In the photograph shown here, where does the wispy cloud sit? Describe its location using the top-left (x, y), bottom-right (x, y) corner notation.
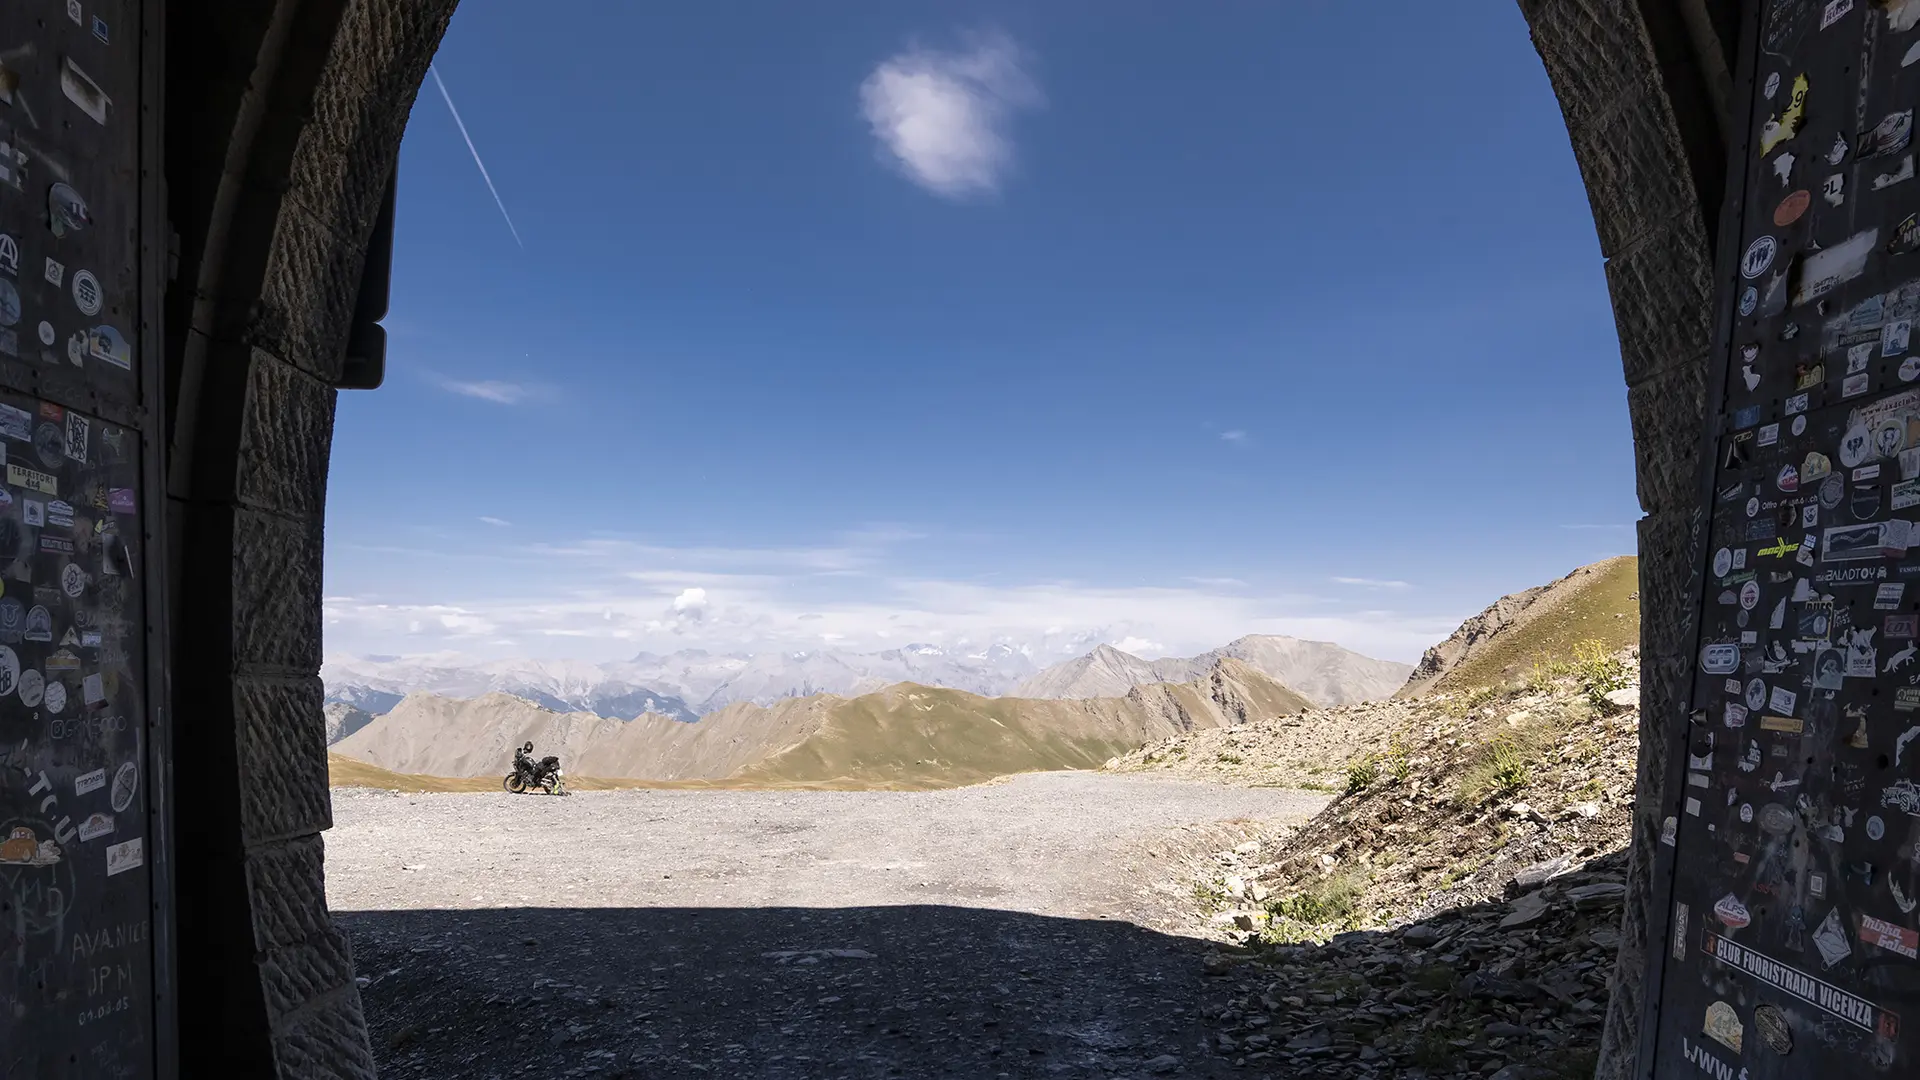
top-left (322, 529), bottom-right (1460, 666)
top-left (859, 29), bottom-right (1042, 200)
top-left (479, 516), bottom-right (512, 527)
top-left (429, 64), bottom-right (523, 248)
top-left (1219, 429), bottom-right (1249, 446)
top-left (1332, 576), bottom-right (1413, 590)
top-left (438, 378), bottom-right (538, 405)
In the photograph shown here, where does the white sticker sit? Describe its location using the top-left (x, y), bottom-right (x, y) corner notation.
top-left (42, 258), bottom-right (62, 286)
top-left (1686, 796), bottom-right (1703, 817)
top-left (1822, 0), bottom-right (1855, 29)
top-left (81, 672), bottom-right (102, 706)
top-left (1824, 172), bottom-right (1846, 206)
top-left (77, 813), bottom-right (112, 842)
top-left (110, 762), bottom-right (137, 813)
top-left (1765, 72), bottom-right (1781, 100)
top-left (74, 766), bottom-right (104, 796)
top-left (1769, 686), bottom-right (1798, 715)
top-left (1743, 236), bottom-right (1779, 279)
top-left (104, 836), bottom-right (142, 877)
top-left (70, 270), bottom-right (101, 317)
top-left (44, 680), bottom-right (66, 714)
top-left (1793, 414), bottom-right (1809, 435)
top-left (1714, 547), bottom-right (1733, 577)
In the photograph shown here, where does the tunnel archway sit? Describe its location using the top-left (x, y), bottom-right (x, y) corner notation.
top-left (156, 1), bottom-right (1725, 1075)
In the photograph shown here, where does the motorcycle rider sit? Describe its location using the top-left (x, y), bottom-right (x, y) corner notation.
top-left (513, 741), bottom-right (535, 778)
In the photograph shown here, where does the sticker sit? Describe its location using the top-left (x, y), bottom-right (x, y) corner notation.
top-left (1793, 413), bottom-right (1808, 435)
top-left (1764, 79), bottom-right (1809, 155)
top-left (1747, 678), bottom-right (1769, 711)
top-left (1672, 900), bottom-right (1689, 960)
top-left (1812, 906), bottom-right (1852, 967)
top-left (64, 0), bottom-right (79, 24)
top-left (62, 412), bottom-right (86, 464)
top-left (1714, 547), bottom-right (1733, 577)
top-left (104, 837), bottom-right (141, 877)
top-left (1715, 894), bottom-right (1752, 929)
top-left (71, 269), bottom-right (101, 316)
top-left (1804, 452), bottom-right (1832, 481)
top-left (1686, 795), bottom-right (1702, 817)
top-left (1774, 150), bottom-right (1797, 186)
top-left (110, 762), bottom-right (136, 813)
top-left (91, 16), bottom-right (107, 43)
top-left (0, 825), bottom-right (60, 866)
top-left (9, 464), bottom-right (54, 497)
top-left (1741, 580), bottom-right (1761, 610)
top-left (1797, 228), bottom-right (1879, 305)
top-left (60, 59), bottom-right (108, 126)
top-left (1881, 584), bottom-right (1911, 611)
top-left (1787, 391), bottom-right (1809, 414)
top-left (1890, 318), bottom-right (1916, 356)
top-left (1769, 685), bottom-right (1798, 715)
top-left (74, 766), bottom-right (104, 796)
top-left (1760, 422), bottom-right (1780, 447)
top-left (1701, 642), bottom-right (1740, 673)
top-left (1857, 463), bottom-right (1884, 481)
top-left (1740, 286), bottom-right (1758, 316)
top-left (85, 325), bottom-right (129, 370)
top-left (59, 562), bottom-right (84, 599)
top-left (1822, 0), bottom-right (1855, 28)
top-left (1811, 872), bottom-right (1828, 899)
top-left (0, 279), bottom-right (17, 330)
top-left (1875, 155), bottom-right (1916, 189)
top-left (43, 680), bottom-right (64, 714)
top-left (48, 183), bottom-right (89, 239)
top-left (1765, 72), bottom-right (1781, 100)
top-left (1868, 815), bottom-right (1887, 840)
top-left (1778, 464), bottom-right (1799, 491)
top-left (1842, 423), bottom-right (1874, 467)
top-left (1845, 372), bottom-right (1872, 397)
top-left (76, 813), bottom-right (111, 842)
top-left (1705, 1000), bottom-right (1744, 1053)
top-left (1860, 110), bottom-right (1914, 160)
top-left (81, 672), bottom-right (101, 706)
top-left (1747, 495), bottom-right (1762, 517)
top-left (1743, 235), bottom-right (1780, 278)
top-left (1825, 172), bottom-right (1847, 208)
top-left (108, 487), bottom-right (133, 514)
top-left (1775, 189), bottom-right (1811, 225)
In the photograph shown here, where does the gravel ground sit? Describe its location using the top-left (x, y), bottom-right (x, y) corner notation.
top-left (328, 771), bottom-right (1326, 1079)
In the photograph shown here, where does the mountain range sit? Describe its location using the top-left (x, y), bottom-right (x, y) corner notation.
top-left (332, 657), bottom-right (1314, 788)
top-left (321, 634), bottom-right (1409, 720)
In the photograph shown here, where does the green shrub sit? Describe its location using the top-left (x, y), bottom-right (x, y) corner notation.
top-left (1345, 756), bottom-right (1380, 793)
top-left (1573, 640), bottom-right (1630, 709)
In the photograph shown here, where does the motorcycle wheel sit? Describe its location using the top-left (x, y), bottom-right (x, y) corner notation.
top-left (504, 773), bottom-right (527, 794)
top-left (540, 774), bottom-right (559, 795)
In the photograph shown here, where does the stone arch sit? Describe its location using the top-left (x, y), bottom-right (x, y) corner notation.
top-left (158, 1), bottom-right (1732, 1075)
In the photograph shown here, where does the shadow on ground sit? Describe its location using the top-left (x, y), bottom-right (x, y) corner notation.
top-left (342, 904), bottom-right (1242, 1080)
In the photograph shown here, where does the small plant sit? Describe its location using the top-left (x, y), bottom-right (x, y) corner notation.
top-left (1383, 733), bottom-right (1413, 783)
top-left (1458, 736), bottom-right (1534, 804)
top-left (1462, 684), bottom-right (1500, 711)
top-left (1192, 876), bottom-right (1229, 913)
top-left (1573, 639), bottom-right (1631, 709)
top-left (1216, 752), bottom-right (1243, 765)
top-left (1345, 755), bottom-right (1381, 793)
top-left (1259, 867), bottom-right (1371, 942)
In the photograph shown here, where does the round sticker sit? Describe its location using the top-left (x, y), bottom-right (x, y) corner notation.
top-left (1764, 72), bottom-right (1781, 100)
top-left (18, 668), bottom-right (42, 708)
top-left (1740, 802), bottom-right (1754, 823)
top-left (1792, 414), bottom-right (1808, 435)
top-left (1904, 356), bottom-right (1920, 382)
top-left (1740, 579), bottom-right (1761, 610)
top-left (0, 278), bottom-right (18, 328)
top-left (44, 680), bottom-right (66, 715)
top-left (36, 321), bottom-right (52, 346)
top-left (1746, 678), bottom-right (1768, 711)
top-left (1742, 236), bottom-right (1779, 279)
top-left (59, 563), bottom-right (84, 598)
top-left (1740, 287), bottom-right (1759, 316)
top-left (1774, 190), bottom-right (1811, 226)
top-left (1840, 423), bottom-right (1873, 467)
top-left (1758, 802), bottom-right (1796, 836)
top-left (70, 269), bottom-right (101, 317)
top-left (32, 424), bottom-right (61, 468)
top-left (1714, 548), bottom-right (1733, 577)
top-left (1803, 451), bottom-right (1831, 480)
top-left (1777, 464), bottom-right (1799, 491)
top-left (0, 646), bottom-right (18, 698)
top-left (111, 762), bottom-right (136, 813)
top-left (1868, 815), bottom-right (1886, 841)
top-left (1747, 495), bottom-right (1761, 518)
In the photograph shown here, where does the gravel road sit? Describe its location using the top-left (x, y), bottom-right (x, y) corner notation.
top-left (327, 771), bottom-right (1326, 1079)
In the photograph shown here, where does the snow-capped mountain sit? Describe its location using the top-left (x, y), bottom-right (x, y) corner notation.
top-left (322, 642), bottom-right (1040, 719)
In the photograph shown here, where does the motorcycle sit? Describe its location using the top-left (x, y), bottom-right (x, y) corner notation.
top-left (504, 749), bottom-right (567, 795)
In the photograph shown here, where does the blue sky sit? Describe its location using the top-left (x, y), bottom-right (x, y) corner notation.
top-left (322, 1), bottom-right (1637, 666)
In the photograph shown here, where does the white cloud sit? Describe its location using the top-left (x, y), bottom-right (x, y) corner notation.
top-left (438, 378), bottom-right (538, 404)
top-left (1109, 636), bottom-right (1165, 656)
top-left (671, 587), bottom-right (709, 613)
top-left (859, 30), bottom-right (1041, 200)
top-left (1219, 430), bottom-right (1249, 445)
top-left (479, 516), bottom-right (512, 527)
top-left (1331, 576), bottom-right (1413, 590)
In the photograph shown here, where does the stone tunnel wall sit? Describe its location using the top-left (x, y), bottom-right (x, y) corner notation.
top-left (1516, 1), bottom-right (1735, 1078)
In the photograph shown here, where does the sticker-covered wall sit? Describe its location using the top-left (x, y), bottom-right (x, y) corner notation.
top-left (1663, 0), bottom-right (1920, 1075)
top-left (0, 0), bottom-right (156, 1077)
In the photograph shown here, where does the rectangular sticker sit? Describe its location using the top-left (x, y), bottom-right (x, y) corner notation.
top-left (74, 767), bottom-right (105, 796)
top-left (104, 837), bottom-right (143, 877)
top-left (7, 463), bottom-right (54, 495)
top-left (1673, 902), bottom-right (1690, 961)
top-left (1860, 914), bottom-right (1919, 959)
top-left (1701, 931), bottom-right (1899, 1037)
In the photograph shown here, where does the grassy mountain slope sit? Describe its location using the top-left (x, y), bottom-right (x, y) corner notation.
top-left (1398, 556), bottom-right (1639, 696)
top-left (333, 658), bottom-right (1311, 790)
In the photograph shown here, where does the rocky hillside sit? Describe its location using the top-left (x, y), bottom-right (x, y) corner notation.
top-left (1017, 635), bottom-right (1410, 706)
top-left (333, 657), bottom-right (1312, 789)
top-left (1116, 647), bottom-right (1640, 1077)
top-left (1396, 556), bottom-right (1639, 697)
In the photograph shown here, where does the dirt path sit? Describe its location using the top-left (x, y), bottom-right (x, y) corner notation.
top-left (327, 771), bottom-right (1326, 1079)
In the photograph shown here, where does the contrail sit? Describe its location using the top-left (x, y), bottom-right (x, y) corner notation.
top-left (429, 63), bottom-right (523, 249)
